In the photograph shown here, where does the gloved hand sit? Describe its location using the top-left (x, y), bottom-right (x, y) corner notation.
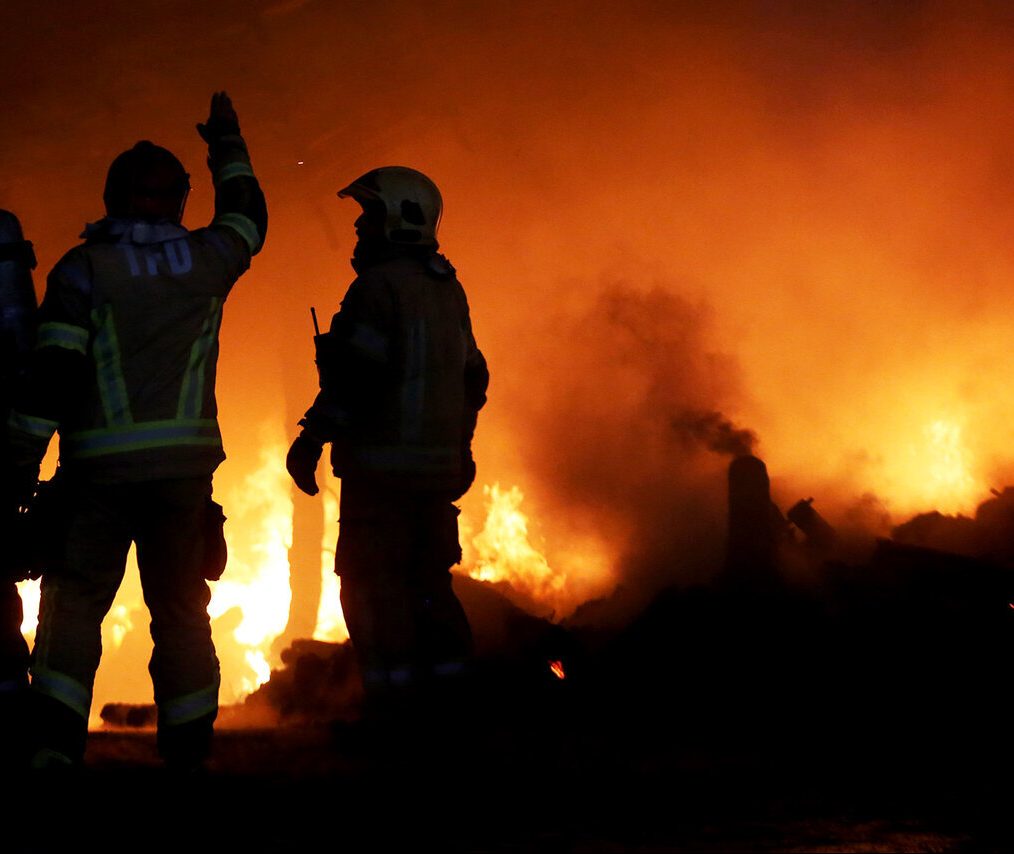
top-left (196, 91), bottom-right (240, 143)
top-left (286, 434), bottom-right (323, 496)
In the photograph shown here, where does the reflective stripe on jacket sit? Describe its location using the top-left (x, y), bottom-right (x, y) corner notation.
top-left (49, 225), bottom-right (245, 481)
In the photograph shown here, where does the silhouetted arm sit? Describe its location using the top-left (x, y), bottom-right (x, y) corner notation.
top-left (6, 249), bottom-right (91, 496)
top-left (199, 91), bottom-right (267, 258)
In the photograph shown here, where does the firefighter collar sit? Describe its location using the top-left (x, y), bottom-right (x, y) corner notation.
top-left (81, 217), bottom-right (188, 245)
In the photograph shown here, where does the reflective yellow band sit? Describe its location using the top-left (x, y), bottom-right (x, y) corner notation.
top-left (178, 298), bottom-right (223, 418)
top-left (36, 322), bottom-right (89, 355)
top-left (214, 162), bottom-right (255, 186)
top-left (213, 212), bottom-right (260, 254)
top-left (161, 680), bottom-right (219, 727)
top-left (91, 304), bottom-right (133, 427)
top-left (400, 318), bottom-right (427, 442)
top-left (31, 667), bottom-right (91, 720)
top-left (8, 410), bottom-right (58, 442)
top-left (63, 419), bottom-right (222, 459)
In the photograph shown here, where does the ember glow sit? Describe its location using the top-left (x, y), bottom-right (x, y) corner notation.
top-left (8, 2), bottom-right (1014, 714)
top-left (549, 660), bottom-right (566, 680)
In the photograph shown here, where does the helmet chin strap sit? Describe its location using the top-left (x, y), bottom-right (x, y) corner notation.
top-left (351, 235), bottom-right (434, 274)
top-left (176, 184), bottom-right (191, 225)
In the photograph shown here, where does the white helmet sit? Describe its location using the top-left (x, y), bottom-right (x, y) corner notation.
top-left (338, 166), bottom-right (442, 246)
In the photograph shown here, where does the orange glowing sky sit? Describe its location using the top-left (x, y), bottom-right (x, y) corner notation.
top-left (6, 0), bottom-right (1014, 708)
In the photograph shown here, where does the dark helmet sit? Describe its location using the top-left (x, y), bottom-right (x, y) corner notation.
top-left (103, 141), bottom-right (191, 223)
top-left (338, 166), bottom-right (442, 245)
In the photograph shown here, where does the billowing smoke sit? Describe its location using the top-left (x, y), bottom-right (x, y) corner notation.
top-left (506, 282), bottom-right (757, 623)
top-left (671, 411), bottom-right (756, 458)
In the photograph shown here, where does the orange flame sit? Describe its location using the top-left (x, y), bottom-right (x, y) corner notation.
top-left (875, 415), bottom-right (983, 516)
top-left (311, 483), bottom-right (348, 643)
top-left (207, 431), bottom-right (294, 700)
top-left (465, 483), bottom-right (564, 602)
top-left (18, 448), bottom-right (605, 715)
top-left (459, 482), bottom-right (613, 619)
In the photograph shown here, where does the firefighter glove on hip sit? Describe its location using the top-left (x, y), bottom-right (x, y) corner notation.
top-left (287, 434), bottom-right (323, 496)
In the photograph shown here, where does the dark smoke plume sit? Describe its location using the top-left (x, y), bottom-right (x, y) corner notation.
top-left (508, 282), bottom-right (756, 624)
top-left (671, 410), bottom-right (757, 457)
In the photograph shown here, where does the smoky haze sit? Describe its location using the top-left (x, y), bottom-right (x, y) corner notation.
top-left (6, 1), bottom-right (1014, 688)
top-left (508, 282), bottom-right (754, 619)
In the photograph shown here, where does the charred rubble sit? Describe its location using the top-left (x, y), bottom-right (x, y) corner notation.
top-left (102, 571), bottom-right (577, 731)
top-left (567, 454), bottom-right (1014, 768)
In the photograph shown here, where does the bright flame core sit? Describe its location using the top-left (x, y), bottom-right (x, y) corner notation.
top-left (208, 433), bottom-right (294, 701)
top-left (19, 462), bottom-right (609, 714)
top-left (875, 415), bottom-right (984, 516)
top-left (17, 579), bottom-right (39, 638)
top-left (459, 483), bottom-right (613, 619)
top-left (923, 419), bottom-right (979, 511)
top-left (463, 483), bottom-right (567, 613)
top-left (311, 484), bottom-right (348, 643)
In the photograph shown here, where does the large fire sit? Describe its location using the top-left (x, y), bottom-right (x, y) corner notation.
top-left (903, 418), bottom-right (980, 515)
top-left (8, 2), bottom-right (1014, 725)
top-left (463, 484), bottom-right (566, 611)
top-left (206, 429), bottom-right (294, 698)
top-left (15, 462), bottom-right (592, 718)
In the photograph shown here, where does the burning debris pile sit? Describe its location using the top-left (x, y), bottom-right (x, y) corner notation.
top-left (568, 452), bottom-right (1014, 753)
top-left (100, 571), bottom-right (575, 730)
top-left (96, 448), bottom-right (1014, 789)
top-left (890, 487), bottom-right (1014, 566)
top-left (230, 573), bottom-right (574, 727)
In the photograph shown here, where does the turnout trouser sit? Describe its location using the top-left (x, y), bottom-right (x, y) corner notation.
top-left (30, 477), bottom-right (220, 763)
top-left (336, 481), bottom-right (473, 705)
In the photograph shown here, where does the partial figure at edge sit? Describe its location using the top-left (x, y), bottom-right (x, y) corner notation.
top-left (0, 210), bottom-right (38, 766)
